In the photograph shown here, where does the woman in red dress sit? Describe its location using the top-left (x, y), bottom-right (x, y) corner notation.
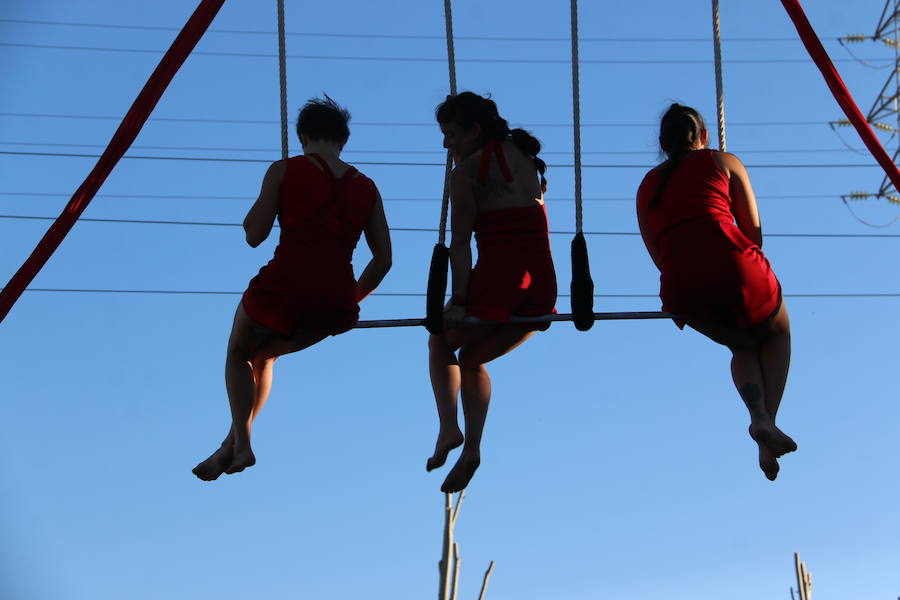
top-left (193, 97), bottom-right (392, 480)
top-left (427, 92), bottom-right (557, 492)
top-left (636, 103), bottom-right (796, 480)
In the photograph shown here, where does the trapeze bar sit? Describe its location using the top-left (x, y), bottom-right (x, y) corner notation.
top-left (353, 311), bottom-right (675, 329)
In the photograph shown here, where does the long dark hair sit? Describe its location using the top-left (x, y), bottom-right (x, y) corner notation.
top-left (651, 103), bottom-right (706, 207)
top-left (436, 91), bottom-right (547, 188)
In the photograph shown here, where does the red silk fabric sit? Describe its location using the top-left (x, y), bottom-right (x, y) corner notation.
top-left (0, 0), bottom-right (226, 323)
top-left (781, 0), bottom-right (900, 193)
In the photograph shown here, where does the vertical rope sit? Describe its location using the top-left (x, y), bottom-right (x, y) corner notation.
top-left (711, 0), bottom-right (727, 152)
top-left (437, 0), bottom-right (458, 246)
top-left (425, 0), bottom-right (458, 334)
top-left (570, 0), bottom-right (583, 234)
top-left (568, 0), bottom-right (594, 331)
top-left (277, 0), bottom-right (289, 160)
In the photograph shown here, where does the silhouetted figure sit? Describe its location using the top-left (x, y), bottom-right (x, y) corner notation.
top-left (427, 92), bottom-right (557, 492)
top-left (636, 104), bottom-right (796, 480)
top-left (193, 96), bottom-right (391, 480)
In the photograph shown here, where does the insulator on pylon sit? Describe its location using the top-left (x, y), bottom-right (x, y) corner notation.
top-left (830, 119), bottom-right (852, 128)
top-left (881, 37), bottom-right (900, 48)
top-left (887, 194), bottom-right (900, 204)
top-left (873, 121), bottom-right (897, 132)
top-left (846, 191), bottom-right (872, 200)
top-left (841, 34), bottom-right (868, 43)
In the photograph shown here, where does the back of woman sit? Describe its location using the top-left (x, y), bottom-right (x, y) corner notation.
top-left (633, 103), bottom-right (796, 482)
top-left (276, 154), bottom-right (376, 263)
top-left (637, 148), bottom-right (733, 247)
top-left (426, 91), bottom-right (557, 494)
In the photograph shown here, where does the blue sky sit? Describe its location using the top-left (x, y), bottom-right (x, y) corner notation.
top-left (1, 1), bottom-right (898, 599)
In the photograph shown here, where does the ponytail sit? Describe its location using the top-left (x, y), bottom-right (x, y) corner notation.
top-left (651, 103), bottom-right (706, 207)
top-left (511, 128), bottom-right (547, 190)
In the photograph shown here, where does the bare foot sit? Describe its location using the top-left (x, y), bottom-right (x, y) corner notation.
top-left (441, 452), bottom-right (480, 493)
top-left (225, 446), bottom-right (256, 474)
top-left (192, 445), bottom-right (234, 481)
top-left (426, 428), bottom-right (464, 471)
top-left (749, 421), bottom-right (798, 459)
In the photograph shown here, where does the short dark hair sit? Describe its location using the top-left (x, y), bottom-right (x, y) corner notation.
top-left (296, 95), bottom-right (351, 144)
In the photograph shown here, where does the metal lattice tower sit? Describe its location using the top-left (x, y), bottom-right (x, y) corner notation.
top-left (837, 0), bottom-right (900, 204)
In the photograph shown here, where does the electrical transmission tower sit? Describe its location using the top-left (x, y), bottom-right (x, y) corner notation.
top-left (836, 0), bottom-right (900, 205)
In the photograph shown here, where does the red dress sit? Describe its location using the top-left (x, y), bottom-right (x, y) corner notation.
top-left (465, 141), bottom-right (557, 329)
top-left (636, 149), bottom-right (781, 328)
top-left (241, 154), bottom-right (377, 336)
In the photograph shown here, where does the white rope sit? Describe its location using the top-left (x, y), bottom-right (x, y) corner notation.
top-left (437, 0), bottom-right (458, 246)
top-left (570, 0), bottom-right (583, 234)
top-left (353, 311), bottom-right (677, 329)
top-left (711, 0), bottom-right (726, 152)
top-left (277, 0), bottom-right (289, 160)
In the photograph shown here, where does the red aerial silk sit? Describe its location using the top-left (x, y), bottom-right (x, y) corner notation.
top-left (0, 0), bottom-right (226, 324)
top-left (781, 0), bottom-right (900, 193)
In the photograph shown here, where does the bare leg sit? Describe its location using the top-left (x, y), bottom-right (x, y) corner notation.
top-left (441, 325), bottom-right (535, 493)
top-left (223, 307), bottom-right (265, 474)
top-left (222, 326), bottom-right (328, 475)
top-left (426, 334), bottom-right (464, 471)
top-left (755, 303), bottom-right (791, 424)
top-left (688, 318), bottom-right (795, 480)
top-left (193, 304), bottom-right (327, 480)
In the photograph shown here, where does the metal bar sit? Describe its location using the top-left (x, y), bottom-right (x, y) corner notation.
top-left (353, 311), bottom-right (677, 329)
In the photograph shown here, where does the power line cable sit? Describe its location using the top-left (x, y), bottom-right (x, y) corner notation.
top-left (1, 41), bottom-right (890, 65)
top-left (0, 17), bottom-right (841, 43)
top-left (0, 111), bottom-right (831, 128)
top-left (0, 191), bottom-right (841, 202)
top-left (17, 288), bottom-right (900, 299)
top-left (0, 140), bottom-right (872, 155)
top-left (0, 149), bottom-right (884, 168)
top-left (3, 213), bottom-right (897, 238)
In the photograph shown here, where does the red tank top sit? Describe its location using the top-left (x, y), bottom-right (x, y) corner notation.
top-left (473, 140), bottom-right (551, 255)
top-left (275, 154), bottom-right (376, 263)
top-left (636, 149), bottom-right (733, 243)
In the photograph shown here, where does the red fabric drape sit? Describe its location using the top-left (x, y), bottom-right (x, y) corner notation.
top-left (0, 0), bottom-right (226, 323)
top-left (781, 0), bottom-right (900, 192)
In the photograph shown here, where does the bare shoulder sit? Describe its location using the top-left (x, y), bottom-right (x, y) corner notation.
top-left (710, 151), bottom-right (746, 176)
top-left (454, 152), bottom-right (481, 183)
top-left (267, 158), bottom-right (287, 174)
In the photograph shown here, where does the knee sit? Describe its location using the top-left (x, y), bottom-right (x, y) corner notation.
top-left (728, 340), bottom-right (758, 354)
top-left (428, 334), bottom-right (444, 353)
top-left (252, 356), bottom-right (275, 370)
top-left (430, 332), bottom-right (460, 353)
top-left (457, 348), bottom-right (485, 371)
top-left (227, 338), bottom-right (254, 363)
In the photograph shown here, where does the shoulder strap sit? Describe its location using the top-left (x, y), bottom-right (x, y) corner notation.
top-left (306, 153), bottom-right (336, 178)
top-left (478, 139), bottom-right (513, 184)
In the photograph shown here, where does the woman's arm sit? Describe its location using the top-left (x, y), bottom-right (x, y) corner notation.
top-left (448, 167), bottom-right (476, 302)
top-left (636, 181), bottom-right (663, 271)
top-left (243, 160), bottom-right (286, 247)
top-left (355, 187), bottom-right (392, 301)
top-left (717, 152), bottom-right (763, 247)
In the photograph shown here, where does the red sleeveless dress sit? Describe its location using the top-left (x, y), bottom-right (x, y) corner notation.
top-left (636, 149), bottom-right (781, 328)
top-left (465, 141), bottom-right (557, 329)
top-left (241, 154), bottom-right (377, 336)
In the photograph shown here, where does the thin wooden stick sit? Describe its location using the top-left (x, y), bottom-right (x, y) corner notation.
top-left (478, 561), bottom-right (495, 600)
top-left (451, 490), bottom-right (465, 525)
top-left (450, 543), bottom-right (461, 600)
top-left (439, 493), bottom-right (454, 600)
